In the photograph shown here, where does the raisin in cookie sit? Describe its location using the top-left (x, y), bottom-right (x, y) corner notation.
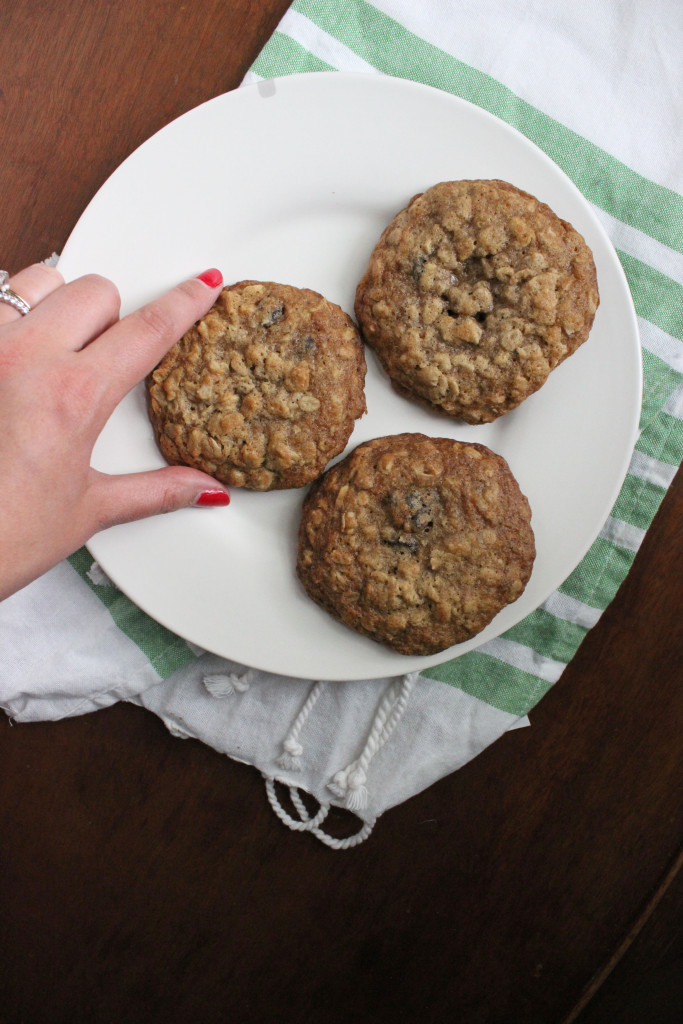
top-left (147, 281), bottom-right (367, 490)
top-left (297, 433), bottom-right (535, 655)
top-left (355, 180), bottom-right (599, 423)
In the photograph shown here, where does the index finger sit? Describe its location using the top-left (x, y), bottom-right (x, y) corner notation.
top-left (82, 268), bottom-right (223, 408)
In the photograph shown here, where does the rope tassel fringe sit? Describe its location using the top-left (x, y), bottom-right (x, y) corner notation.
top-left (276, 680), bottom-right (326, 772)
top-left (328, 671), bottom-right (418, 812)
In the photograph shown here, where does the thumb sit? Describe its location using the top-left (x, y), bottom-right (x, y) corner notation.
top-left (87, 466), bottom-right (230, 531)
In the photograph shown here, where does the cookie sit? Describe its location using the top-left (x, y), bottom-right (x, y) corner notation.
top-left (297, 433), bottom-right (535, 655)
top-left (147, 281), bottom-right (367, 490)
top-left (355, 180), bottom-right (599, 423)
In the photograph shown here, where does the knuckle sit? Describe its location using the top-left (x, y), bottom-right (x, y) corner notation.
top-left (31, 262), bottom-right (65, 288)
top-left (132, 301), bottom-right (176, 345)
top-left (175, 277), bottom-right (204, 303)
top-left (91, 480), bottom-right (180, 534)
top-left (158, 486), bottom-right (180, 516)
top-left (174, 277), bottom-right (213, 317)
top-left (81, 274), bottom-right (121, 316)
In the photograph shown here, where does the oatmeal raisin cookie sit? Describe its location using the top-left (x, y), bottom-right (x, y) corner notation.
top-left (147, 281), bottom-right (367, 490)
top-left (297, 433), bottom-right (535, 655)
top-left (355, 180), bottom-right (599, 423)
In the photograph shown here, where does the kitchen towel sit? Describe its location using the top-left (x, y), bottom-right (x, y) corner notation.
top-left (2, 0), bottom-right (681, 846)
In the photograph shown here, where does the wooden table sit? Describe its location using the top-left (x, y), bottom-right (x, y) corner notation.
top-left (1, 3), bottom-right (681, 1022)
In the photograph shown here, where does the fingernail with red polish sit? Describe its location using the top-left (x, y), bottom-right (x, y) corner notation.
top-left (194, 489), bottom-right (230, 507)
top-left (197, 268), bottom-right (223, 288)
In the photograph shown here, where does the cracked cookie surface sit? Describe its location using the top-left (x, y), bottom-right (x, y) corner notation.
top-left (147, 281), bottom-right (367, 490)
top-left (355, 180), bottom-right (599, 423)
top-left (297, 433), bottom-right (535, 655)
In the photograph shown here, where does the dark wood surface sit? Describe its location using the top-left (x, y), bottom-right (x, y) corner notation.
top-left (1, 3), bottom-right (681, 1022)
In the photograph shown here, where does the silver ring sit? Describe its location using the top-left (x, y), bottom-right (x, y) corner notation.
top-left (0, 270), bottom-right (31, 315)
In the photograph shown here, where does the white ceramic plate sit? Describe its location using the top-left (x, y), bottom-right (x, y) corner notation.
top-left (58, 72), bottom-right (641, 681)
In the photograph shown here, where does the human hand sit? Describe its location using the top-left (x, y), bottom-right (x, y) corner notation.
top-left (0, 263), bottom-right (230, 601)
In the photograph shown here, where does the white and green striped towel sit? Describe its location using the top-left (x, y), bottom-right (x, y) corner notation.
top-left (2, 0), bottom-right (681, 846)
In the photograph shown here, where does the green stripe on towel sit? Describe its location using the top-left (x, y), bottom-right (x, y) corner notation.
top-left (290, 0), bottom-right (683, 254)
top-left (251, 30), bottom-right (335, 78)
top-left (423, 649), bottom-right (556, 718)
top-left (67, 548), bottom-right (197, 678)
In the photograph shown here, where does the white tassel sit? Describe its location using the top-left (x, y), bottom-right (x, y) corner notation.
top-left (202, 669), bottom-right (252, 698)
top-left (277, 737), bottom-right (304, 772)
top-left (86, 561), bottom-right (112, 587)
top-left (327, 768), bottom-right (350, 799)
top-left (186, 641), bottom-right (206, 657)
top-left (344, 767), bottom-right (368, 811)
top-left (327, 763), bottom-right (369, 809)
top-left (165, 720), bottom-right (192, 739)
top-left (327, 672), bottom-right (418, 813)
top-left (274, 680), bottom-right (326, 774)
